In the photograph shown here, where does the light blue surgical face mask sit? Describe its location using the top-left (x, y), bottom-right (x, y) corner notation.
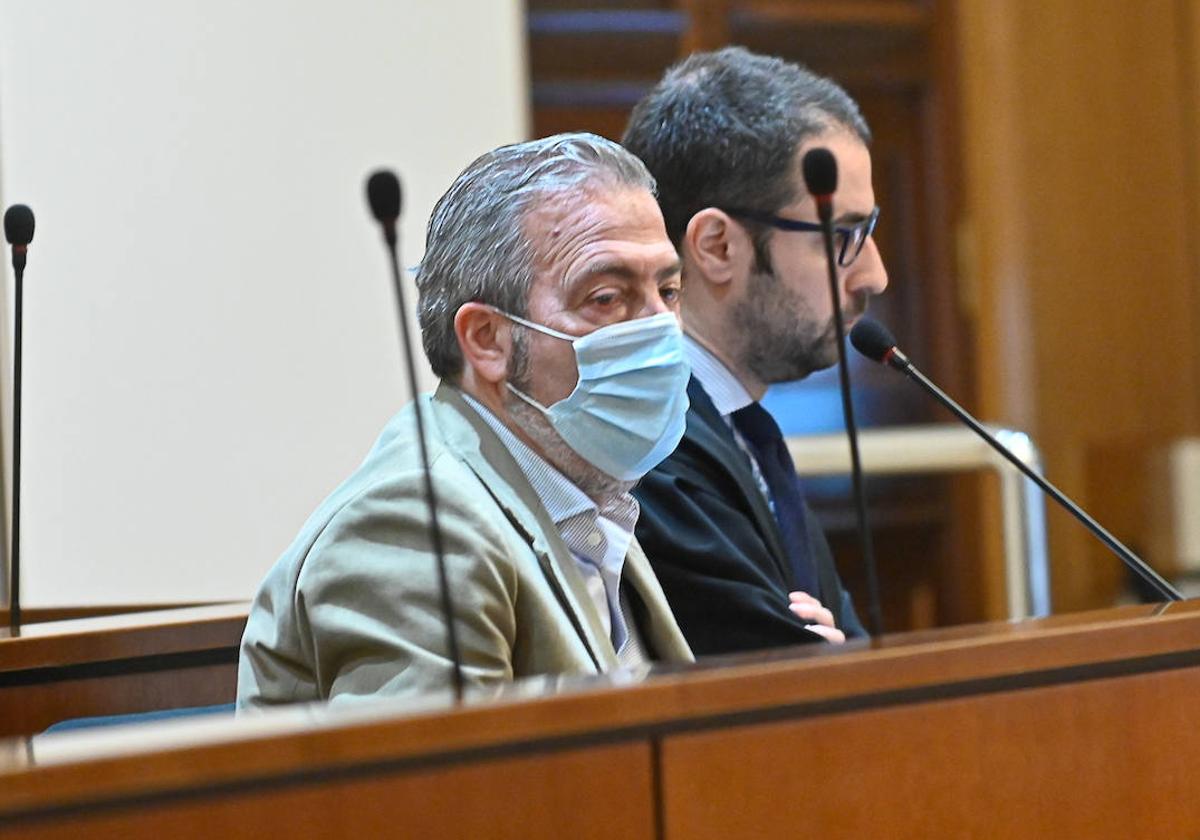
top-left (497, 310), bottom-right (691, 481)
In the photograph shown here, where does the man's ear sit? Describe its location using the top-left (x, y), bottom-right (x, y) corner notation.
top-left (684, 208), bottom-right (751, 287)
top-left (454, 302), bottom-right (511, 384)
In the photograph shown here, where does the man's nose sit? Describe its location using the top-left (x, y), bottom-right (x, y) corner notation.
top-left (641, 288), bottom-right (675, 317)
top-left (844, 237), bottom-right (888, 297)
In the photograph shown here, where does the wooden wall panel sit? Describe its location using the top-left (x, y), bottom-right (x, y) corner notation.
top-left (1186, 0), bottom-right (1200, 352)
top-left (0, 664), bottom-right (235, 738)
top-left (662, 665), bottom-right (1200, 838)
top-left (2, 743), bottom-right (655, 840)
top-left (958, 0), bottom-right (1200, 611)
top-left (0, 604), bottom-right (245, 736)
top-left (4, 602), bottom-right (1197, 838)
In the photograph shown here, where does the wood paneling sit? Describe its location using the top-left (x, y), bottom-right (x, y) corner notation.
top-left (0, 603), bottom-right (245, 736)
top-left (3, 743), bottom-right (655, 840)
top-left (957, 1), bottom-right (1200, 611)
top-left (1, 601), bottom-right (1198, 837)
top-left (0, 603), bottom-right (214, 626)
top-left (0, 664), bottom-right (235, 739)
top-left (662, 666), bottom-right (1200, 838)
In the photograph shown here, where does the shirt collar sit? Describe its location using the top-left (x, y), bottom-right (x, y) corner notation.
top-left (459, 391), bottom-right (641, 652)
top-left (461, 393), bottom-right (595, 525)
top-left (684, 334), bottom-right (756, 418)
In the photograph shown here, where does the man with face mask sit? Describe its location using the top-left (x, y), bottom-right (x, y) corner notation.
top-left (623, 48), bottom-right (889, 654)
top-left (238, 133), bottom-right (693, 708)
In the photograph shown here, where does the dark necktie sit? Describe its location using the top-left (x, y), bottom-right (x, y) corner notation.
top-left (731, 402), bottom-right (818, 595)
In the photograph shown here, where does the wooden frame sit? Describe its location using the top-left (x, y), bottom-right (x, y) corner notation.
top-left (1, 600), bottom-right (1197, 837)
top-left (0, 603), bottom-right (246, 738)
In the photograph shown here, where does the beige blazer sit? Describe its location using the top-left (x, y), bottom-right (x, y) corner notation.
top-left (238, 384), bottom-right (692, 708)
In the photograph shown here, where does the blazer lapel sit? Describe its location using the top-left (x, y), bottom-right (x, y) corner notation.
top-left (432, 385), bottom-right (617, 671)
top-left (622, 539), bottom-right (693, 662)
top-left (682, 378), bottom-right (794, 587)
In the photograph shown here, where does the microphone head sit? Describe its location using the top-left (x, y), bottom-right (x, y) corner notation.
top-left (850, 318), bottom-right (898, 364)
top-left (366, 169), bottom-right (402, 223)
top-left (802, 148), bottom-right (838, 197)
top-left (4, 204), bottom-right (35, 246)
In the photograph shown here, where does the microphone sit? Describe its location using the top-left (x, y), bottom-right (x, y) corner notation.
top-left (366, 170), bottom-right (400, 247)
top-left (802, 148), bottom-right (884, 637)
top-left (802, 148), bottom-right (838, 222)
top-left (4, 205), bottom-right (34, 272)
top-left (3, 204), bottom-right (34, 630)
top-left (363, 169), bottom-right (465, 700)
top-left (850, 319), bottom-right (1184, 603)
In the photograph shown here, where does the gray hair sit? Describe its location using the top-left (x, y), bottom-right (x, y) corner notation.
top-left (415, 132), bottom-right (657, 380)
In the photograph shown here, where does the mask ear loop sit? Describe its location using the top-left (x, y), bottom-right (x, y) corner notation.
top-left (487, 308), bottom-right (563, 414)
top-left (487, 306), bottom-right (577, 343)
top-left (491, 307), bottom-right (585, 414)
top-left (505, 381), bottom-right (553, 414)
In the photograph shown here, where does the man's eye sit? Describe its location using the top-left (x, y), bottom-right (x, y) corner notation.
top-left (590, 292), bottom-right (619, 306)
top-left (660, 286), bottom-right (681, 302)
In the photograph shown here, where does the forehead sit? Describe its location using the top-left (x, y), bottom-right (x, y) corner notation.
top-left (523, 186), bottom-right (675, 278)
top-left (786, 130), bottom-right (875, 212)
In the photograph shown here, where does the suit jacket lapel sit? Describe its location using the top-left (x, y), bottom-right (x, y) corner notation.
top-left (622, 538), bottom-right (693, 661)
top-left (431, 385), bottom-right (617, 671)
top-left (683, 377), bottom-right (794, 587)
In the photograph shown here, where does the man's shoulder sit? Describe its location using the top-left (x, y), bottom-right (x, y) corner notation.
top-left (238, 394), bottom-right (559, 708)
top-left (257, 397), bottom-right (518, 595)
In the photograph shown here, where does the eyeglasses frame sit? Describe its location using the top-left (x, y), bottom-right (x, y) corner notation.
top-left (719, 205), bottom-right (881, 268)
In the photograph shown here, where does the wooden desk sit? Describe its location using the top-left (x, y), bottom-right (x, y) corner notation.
top-left (1, 600), bottom-right (1197, 838)
top-left (0, 603), bottom-right (247, 737)
top-left (0, 603), bottom-right (217, 626)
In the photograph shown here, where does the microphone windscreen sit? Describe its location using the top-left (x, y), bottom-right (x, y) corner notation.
top-left (4, 204), bottom-right (35, 246)
top-left (850, 319), bottom-right (897, 363)
top-left (802, 148), bottom-right (838, 197)
top-left (366, 170), bottom-right (402, 222)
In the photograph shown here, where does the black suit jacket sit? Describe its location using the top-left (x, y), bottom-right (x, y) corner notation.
top-left (634, 377), bottom-right (864, 656)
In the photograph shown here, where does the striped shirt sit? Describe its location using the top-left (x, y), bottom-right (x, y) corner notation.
top-left (461, 393), bottom-right (648, 667)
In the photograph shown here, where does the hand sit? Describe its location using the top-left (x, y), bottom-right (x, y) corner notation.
top-left (788, 591), bottom-right (845, 644)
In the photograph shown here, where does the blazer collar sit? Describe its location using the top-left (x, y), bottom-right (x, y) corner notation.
top-left (431, 384), bottom-right (617, 670)
top-left (621, 538), bottom-right (693, 662)
top-left (682, 378), bottom-right (792, 584)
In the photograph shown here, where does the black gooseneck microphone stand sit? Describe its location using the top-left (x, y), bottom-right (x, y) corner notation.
top-left (4, 204), bottom-right (34, 632)
top-left (850, 318), bottom-right (1184, 604)
top-left (802, 149), bottom-right (884, 638)
top-left (365, 172), bottom-right (464, 700)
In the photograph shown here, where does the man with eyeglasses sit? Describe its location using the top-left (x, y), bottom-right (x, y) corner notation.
top-left (623, 47), bottom-right (888, 653)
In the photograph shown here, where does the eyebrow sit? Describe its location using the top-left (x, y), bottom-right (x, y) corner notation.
top-left (834, 210), bottom-right (872, 226)
top-left (564, 257), bottom-right (682, 288)
top-left (658, 259), bottom-right (683, 280)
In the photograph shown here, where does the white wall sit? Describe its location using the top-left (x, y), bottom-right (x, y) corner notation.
top-left (0, 0), bottom-right (529, 605)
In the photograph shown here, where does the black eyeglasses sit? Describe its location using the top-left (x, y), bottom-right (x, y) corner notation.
top-left (720, 205), bottom-right (881, 267)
